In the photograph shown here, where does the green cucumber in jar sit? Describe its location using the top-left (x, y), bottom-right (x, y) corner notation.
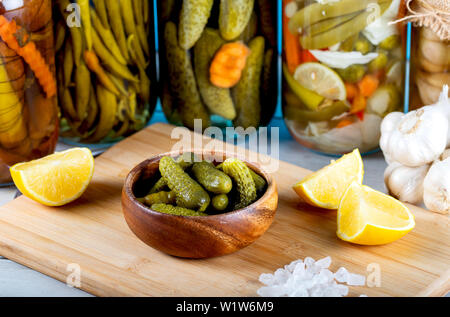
top-left (219, 0), bottom-right (255, 41)
top-left (179, 0), bottom-right (214, 49)
top-left (194, 28), bottom-right (236, 120)
top-left (164, 22), bottom-right (210, 130)
top-left (232, 36), bottom-right (265, 129)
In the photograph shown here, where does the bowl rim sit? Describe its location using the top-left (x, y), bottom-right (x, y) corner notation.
top-left (123, 149), bottom-right (277, 219)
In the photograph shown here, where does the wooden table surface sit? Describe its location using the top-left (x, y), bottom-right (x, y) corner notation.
top-left (0, 116), bottom-right (446, 297)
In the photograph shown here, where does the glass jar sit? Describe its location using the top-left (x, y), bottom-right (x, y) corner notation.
top-left (282, 0), bottom-right (406, 155)
top-left (158, 0), bottom-right (278, 131)
top-left (411, 26), bottom-right (449, 109)
top-left (0, 0), bottom-right (59, 184)
top-left (54, 0), bottom-right (157, 147)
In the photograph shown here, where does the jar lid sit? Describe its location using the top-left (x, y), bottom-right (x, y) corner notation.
top-left (402, 0), bottom-right (450, 41)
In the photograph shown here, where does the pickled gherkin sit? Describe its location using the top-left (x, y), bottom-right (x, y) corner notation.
top-left (219, 0), bottom-right (255, 41)
top-left (149, 177), bottom-right (169, 195)
top-left (192, 161), bottom-right (233, 194)
top-left (140, 191), bottom-right (177, 206)
top-left (157, 0), bottom-right (278, 130)
top-left (136, 155), bottom-right (269, 216)
top-left (194, 28), bottom-right (236, 120)
top-left (159, 156), bottom-right (210, 212)
top-left (236, 12), bottom-right (258, 43)
top-left (250, 169), bottom-right (267, 194)
top-left (179, 0), bottom-right (214, 49)
top-left (164, 22), bottom-right (211, 130)
top-left (222, 158), bottom-right (257, 209)
top-left (149, 153), bottom-right (198, 194)
top-left (216, 162), bottom-right (266, 193)
top-left (176, 152), bottom-right (200, 169)
top-left (233, 36), bottom-right (265, 129)
top-left (151, 203), bottom-right (207, 217)
top-left (212, 194), bottom-right (229, 211)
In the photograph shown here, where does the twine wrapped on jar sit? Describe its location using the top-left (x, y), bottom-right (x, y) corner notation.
top-left (398, 0), bottom-right (450, 106)
top-left (400, 0), bottom-right (449, 41)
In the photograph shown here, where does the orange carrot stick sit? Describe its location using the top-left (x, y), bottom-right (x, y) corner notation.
top-left (358, 75), bottom-right (379, 98)
top-left (0, 15), bottom-right (56, 98)
top-left (350, 92), bottom-right (367, 114)
top-left (345, 82), bottom-right (358, 101)
top-left (210, 41), bottom-right (250, 88)
top-left (336, 119), bottom-right (354, 129)
top-left (283, 0), bottom-right (302, 74)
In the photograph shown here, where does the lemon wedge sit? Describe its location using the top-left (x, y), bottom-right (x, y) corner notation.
top-left (10, 148), bottom-right (94, 206)
top-left (293, 149), bottom-right (364, 209)
top-left (337, 182), bottom-right (415, 245)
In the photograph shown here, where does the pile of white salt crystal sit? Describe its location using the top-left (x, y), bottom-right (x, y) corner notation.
top-left (257, 256), bottom-right (367, 297)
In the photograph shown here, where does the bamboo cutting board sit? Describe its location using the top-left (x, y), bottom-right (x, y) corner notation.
top-left (0, 123), bottom-right (448, 297)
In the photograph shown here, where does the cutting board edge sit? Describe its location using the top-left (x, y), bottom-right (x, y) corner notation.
top-left (0, 123), bottom-right (448, 297)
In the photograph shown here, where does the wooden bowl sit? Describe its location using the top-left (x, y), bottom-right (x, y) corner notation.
top-left (121, 150), bottom-right (278, 259)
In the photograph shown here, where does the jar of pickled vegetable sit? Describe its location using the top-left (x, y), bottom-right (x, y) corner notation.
top-left (54, 0), bottom-right (157, 146)
top-left (158, 0), bottom-right (278, 131)
top-left (282, 0), bottom-right (406, 155)
top-left (0, 0), bottom-right (59, 184)
top-left (407, 0), bottom-right (449, 109)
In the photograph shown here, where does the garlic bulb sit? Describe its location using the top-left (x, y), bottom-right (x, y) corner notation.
top-left (423, 156), bottom-right (450, 215)
top-left (384, 162), bottom-right (430, 204)
top-left (380, 108), bottom-right (448, 167)
top-left (440, 149), bottom-right (450, 161)
top-left (431, 85), bottom-right (450, 145)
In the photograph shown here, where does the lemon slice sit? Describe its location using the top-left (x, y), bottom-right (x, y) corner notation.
top-left (10, 148), bottom-right (94, 207)
top-left (337, 182), bottom-right (415, 245)
top-left (293, 149), bottom-right (364, 209)
top-left (294, 62), bottom-right (346, 101)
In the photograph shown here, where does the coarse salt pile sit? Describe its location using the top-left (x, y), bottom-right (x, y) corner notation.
top-left (257, 256), bottom-right (367, 297)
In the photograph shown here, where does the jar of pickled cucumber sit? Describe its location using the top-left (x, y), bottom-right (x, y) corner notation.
top-left (158, 0), bottom-right (278, 131)
top-left (0, 0), bottom-right (59, 184)
top-left (54, 0), bottom-right (157, 147)
top-left (282, 0), bottom-right (406, 155)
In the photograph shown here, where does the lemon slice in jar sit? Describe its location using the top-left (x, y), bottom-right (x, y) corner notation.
top-left (294, 62), bottom-right (347, 101)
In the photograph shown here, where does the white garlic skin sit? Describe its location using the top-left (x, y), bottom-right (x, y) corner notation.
top-left (423, 157), bottom-right (450, 215)
top-left (380, 108), bottom-right (448, 167)
top-left (384, 162), bottom-right (430, 205)
top-left (424, 85), bottom-right (450, 146)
